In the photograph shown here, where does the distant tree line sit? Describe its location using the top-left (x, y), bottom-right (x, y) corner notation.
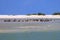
top-left (52, 12), bottom-right (60, 15)
top-left (27, 12), bottom-right (60, 15)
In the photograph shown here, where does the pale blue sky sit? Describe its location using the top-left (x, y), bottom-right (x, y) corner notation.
top-left (0, 0), bottom-right (60, 15)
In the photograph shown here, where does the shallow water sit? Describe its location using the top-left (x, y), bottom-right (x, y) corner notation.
top-left (0, 25), bottom-right (60, 40)
top-left (0, 31), bottom-right (60, 40)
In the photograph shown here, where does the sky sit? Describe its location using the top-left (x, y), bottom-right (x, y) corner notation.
top-left (0, 0), bottom-right (60, 15)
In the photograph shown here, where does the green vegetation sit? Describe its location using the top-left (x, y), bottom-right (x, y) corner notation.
top-left (37, 13), bottom-right (45, 15)
top-left (52, 12), bottom-right (60, 15)
top-left (27, 12), bottom-right (60, 15)
top-left (27, 13), bottom-right (45, 15)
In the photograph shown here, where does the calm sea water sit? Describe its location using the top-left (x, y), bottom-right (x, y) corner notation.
top-left (0, 31), bottom-right (60, 40)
